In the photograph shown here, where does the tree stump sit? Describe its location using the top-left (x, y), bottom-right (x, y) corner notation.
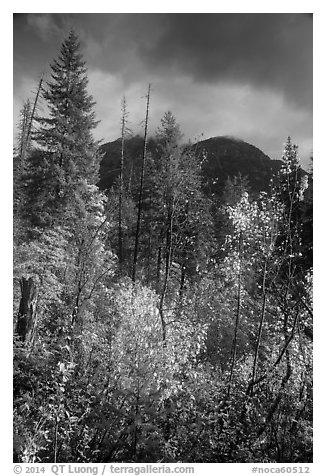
top-left (16, 277), bottom-right (38, 343)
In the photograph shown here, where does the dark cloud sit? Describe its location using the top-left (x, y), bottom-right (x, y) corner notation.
top-left (14, 14), bottom-right (65, 86)
top-left (72, 13), bottom-right (312, 110)
top-left (13, 13), bottom-right (313, 165)
top-left (14, 14), bottom-right (312, 110)
top-left (138, 14), bottom-right (312, 109)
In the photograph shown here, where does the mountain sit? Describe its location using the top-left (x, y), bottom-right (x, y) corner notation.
top-left (98, 135), bottom-right (283, 197)
top-left (191, 136), bottom-right (282, 196)
top-left (98, 135), bottom-right (149, 192)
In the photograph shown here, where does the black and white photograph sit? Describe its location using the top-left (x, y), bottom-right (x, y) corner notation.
top-left (12, 10), bottom-right (313, 466)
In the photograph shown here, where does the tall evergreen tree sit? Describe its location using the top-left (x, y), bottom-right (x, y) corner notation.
top-left (25, 30), bottom-right (100, 227)
top-left (37, 31), bottom-right (98, 178)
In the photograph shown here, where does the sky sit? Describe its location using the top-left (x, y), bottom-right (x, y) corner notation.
top-left (13, 13), bottom-right (313, 165)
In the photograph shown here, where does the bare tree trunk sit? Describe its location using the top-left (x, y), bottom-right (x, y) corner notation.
top-left (156, 245), bottom-right (162, 292)
top-left (23, 74), bottom-right (43, 162)
top-left (227, 231), bottom-right (242, 398)
top-left (128, 162), bottom-right (134, 196)
top-left (159, 207), bottom-right (174, 343)
top-left (132, 84), bottom-right (151, 281)
top-left (19, 100), bottom-right (31, 160)
top-left (16, 277), bottom-right (38, 344)
top-left (146, 192), bottom-right (153, 284)
top-left (118, 97), bottom-right (127, 270)
top-left (179, 262), bottom-right (186, 298)
top-left (53, 415), bottom-right (59, 463)
top-left (16, 76), bottom-right (43, 215)
top-left (248, 256), bottom-right (268, 396)
top-left (132, 379), bottom-right (140, 461)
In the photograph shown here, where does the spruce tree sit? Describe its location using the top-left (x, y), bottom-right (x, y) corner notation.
top-left (38, 31), bottom-right (98, 176)
top-left (29, 30), bottom-right (100, 227)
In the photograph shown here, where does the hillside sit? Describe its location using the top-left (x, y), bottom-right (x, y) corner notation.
top-left (98, 135), bottom-right (283, 197)
top-left (192, 136), bottom-right (282, 196)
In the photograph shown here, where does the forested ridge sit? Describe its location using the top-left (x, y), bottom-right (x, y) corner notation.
top-left (13, 32), bottom-right (313, 463)
top-left (98, 135), bottom-right (283, 199)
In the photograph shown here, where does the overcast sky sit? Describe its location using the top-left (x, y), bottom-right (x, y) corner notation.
top-left (13, 13), bottom-right (313, 165)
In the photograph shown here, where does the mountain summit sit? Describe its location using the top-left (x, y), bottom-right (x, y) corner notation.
top-left (98, 135), bottom-right (282, 197)
top-left (191, 136), bottom-right (282, 196)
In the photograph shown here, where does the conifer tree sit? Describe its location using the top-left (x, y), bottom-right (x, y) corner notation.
top-left (37, 31), bottom-right (98, 177)
top-left (29, 30), bottom-right (100, 227)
